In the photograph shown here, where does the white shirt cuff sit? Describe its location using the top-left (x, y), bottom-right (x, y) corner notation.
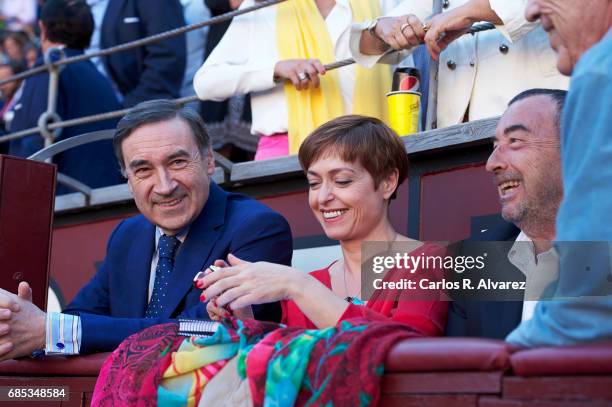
top-left (489, 0), bottom-right (538, 42)
top-left (45, 312), bottom-right (81, 355)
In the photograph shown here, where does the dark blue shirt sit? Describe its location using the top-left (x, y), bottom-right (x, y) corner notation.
top-left (8, 48), bottom-right (124, 194)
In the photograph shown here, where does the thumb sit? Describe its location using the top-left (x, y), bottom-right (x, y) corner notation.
top-left (227, 253), bottom-right (247, 266)
top-left (17, 282), bottom-right (32, 302)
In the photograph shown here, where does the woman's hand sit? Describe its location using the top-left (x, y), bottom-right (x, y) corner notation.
top-left (273, 59), bottom-right (326, 91)
top-left (199, 259), bottom-right (253, 319)
top-left (206, 298), bottom-right (230, 321)
top-left (197, 254), bottom-right (304, 310)
top-left (423, 8), bottom-right (474, 61)
top-left (423, 0), bottom-right (503, 61)
top-left (373, 15), bottom-right (428, 51)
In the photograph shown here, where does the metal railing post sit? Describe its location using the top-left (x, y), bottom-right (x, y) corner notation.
top-left (425, 0), bottom-right (443, 131)
top-left (38, 47), bottom-right (65, 148)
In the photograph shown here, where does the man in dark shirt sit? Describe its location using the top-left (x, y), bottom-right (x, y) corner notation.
top-left (100, 0), bottom-right (187, 107)
top-left (8, 0), bottom-right (123, 194)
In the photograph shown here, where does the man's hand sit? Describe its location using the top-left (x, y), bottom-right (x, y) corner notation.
top-left (0, 282), bottom-right (46, 361)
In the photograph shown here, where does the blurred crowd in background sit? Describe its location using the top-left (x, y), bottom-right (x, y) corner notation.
top-left (0, 0), bottom-right (40, 135)
top-left (0, 0), bottom-right (571, 195)
top-left (0, 0), bottom-right (253, 163)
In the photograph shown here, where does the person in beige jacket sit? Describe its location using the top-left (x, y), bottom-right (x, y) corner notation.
top-left (350, 0), bottom-right (569, 128)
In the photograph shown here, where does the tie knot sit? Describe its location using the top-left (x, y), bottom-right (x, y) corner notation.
top-left (158, 234), bottom-right (180, 259)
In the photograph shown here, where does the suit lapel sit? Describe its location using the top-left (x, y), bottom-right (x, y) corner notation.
top-left (161, 183), bottom-right (228, 318)
top-left (100, 0), bottom-right (125, 47)
top-left (125, 218), bottom-right (155, 316)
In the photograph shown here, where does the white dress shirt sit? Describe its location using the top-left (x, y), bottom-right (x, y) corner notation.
top-left (180, 0), bottom-right (210, 104)
top-left (148, 227), bottom-right (189, 301)
top-left (86, 0), bottom-right (110, 76)
top-left (507, 231), bottom-right (559, 322)
top-left (194, 0), bottom-right (400, 137)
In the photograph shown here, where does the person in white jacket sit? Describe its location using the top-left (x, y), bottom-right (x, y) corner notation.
top-left (351, 0), bottom-right (569, 128)
top-left (194, 0), bottom-right (400, 160)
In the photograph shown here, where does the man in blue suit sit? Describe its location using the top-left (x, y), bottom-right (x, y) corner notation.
top-left (0, 99), bottom-right (292, 359)
top-left (8, 0), bottom-right (123, 194)
top-left (99, 0), bottom-right (187, 107)
top-left (446, 89), bottom-right (566, 339)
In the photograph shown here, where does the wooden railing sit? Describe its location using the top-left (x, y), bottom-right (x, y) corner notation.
top-left (52, 117), bottom-right (499, 215)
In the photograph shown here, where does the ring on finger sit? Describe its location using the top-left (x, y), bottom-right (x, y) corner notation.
top-left (297, 71), bottom-right (307, 81)
top-left (400, 22), bottom-right (411, 33)
top-left (422, 23), bottom-right (430, 32)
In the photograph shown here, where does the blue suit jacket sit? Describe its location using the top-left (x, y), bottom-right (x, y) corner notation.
top-left (8, 49), bottom-right (123, 194)
top-left (445, 215), bottom-right (523, 339)
top-left (100, 0), bottom-right (187, 107)
top-left (64, 183), bottom-right (293, 353)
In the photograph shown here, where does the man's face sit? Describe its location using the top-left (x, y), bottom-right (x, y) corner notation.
top-left (525, 0), bottom-right (612, 75)
top-left (486, 95), bottom-right (562, 234)
top-left (121, 117), bottom-right (215, 235)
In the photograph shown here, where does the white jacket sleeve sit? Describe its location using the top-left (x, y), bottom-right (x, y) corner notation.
top-left (193, 2), bottom-right (277, 101)
top-left (489, 0), bottom-right (538, 43)
top-left (349, 0), bottom-right (433, 67)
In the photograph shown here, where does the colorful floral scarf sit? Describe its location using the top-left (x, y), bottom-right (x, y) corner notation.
top-left (92, 318), bottom-right (420, 406)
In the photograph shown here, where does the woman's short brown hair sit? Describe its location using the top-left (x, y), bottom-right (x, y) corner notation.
top-left (298, 115), bottom-right (408, 198)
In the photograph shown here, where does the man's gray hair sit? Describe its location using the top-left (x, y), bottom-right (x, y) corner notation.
top-left (113, 99), bottom-right (210, 171)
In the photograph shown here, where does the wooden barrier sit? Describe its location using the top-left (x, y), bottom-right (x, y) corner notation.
top-left (1, 338), bottom-right (611, 406)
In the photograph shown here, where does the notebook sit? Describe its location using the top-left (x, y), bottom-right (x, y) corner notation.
top-left (177, 319), bottom-right (222, 337)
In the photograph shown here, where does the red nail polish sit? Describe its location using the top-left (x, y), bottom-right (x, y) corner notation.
top-left (195, 280), bottom-right (204, 289)
top-left (200, 293), bottom-right (206, 302)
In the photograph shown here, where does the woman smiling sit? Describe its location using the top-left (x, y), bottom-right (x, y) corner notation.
top-left (200, 115), bottom-right (447, 335)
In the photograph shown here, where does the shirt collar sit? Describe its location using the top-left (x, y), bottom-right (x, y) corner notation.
top-left (508, 230), bottom-right (556, 271)
top-left (155, 226), bottom-right (189, 249)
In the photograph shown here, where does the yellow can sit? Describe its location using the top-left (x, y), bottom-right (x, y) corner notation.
top-left (386, 91), bottom-right (421, 136)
